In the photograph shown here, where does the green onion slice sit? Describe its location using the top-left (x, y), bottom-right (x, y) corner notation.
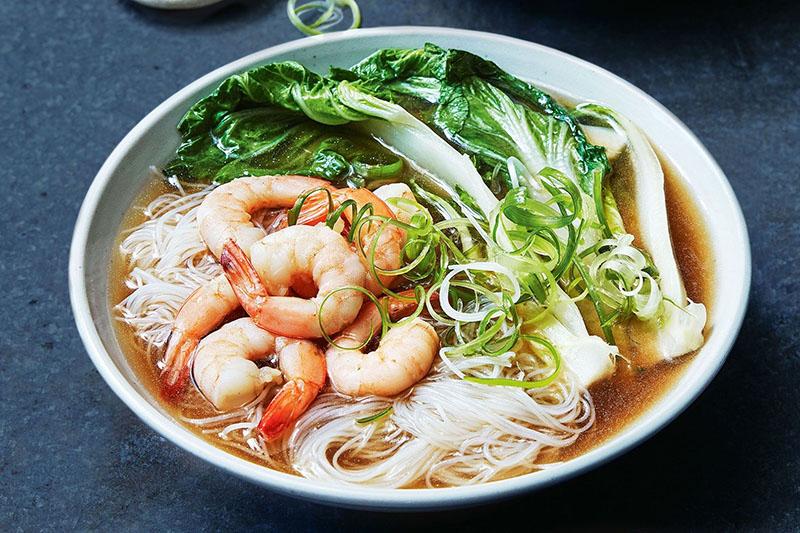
top-left (287, 0), bottom-right (361, 36)
top-left (356, 406), bottom-right (393, 424)
top-left (287, 187), bottom-right (333, 227)
top-left (463, 335), bottom-right (561, 389)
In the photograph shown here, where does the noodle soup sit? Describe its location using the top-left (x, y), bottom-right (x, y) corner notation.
top-left (109, 44), bottom-right (713, 488)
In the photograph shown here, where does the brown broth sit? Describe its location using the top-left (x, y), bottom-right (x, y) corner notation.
top-left (560, 154), bottom-right (714, 460)
top-left (109, 179), bottom-right (300, 474)
top-left (108, 152), bottom-right (714, 487)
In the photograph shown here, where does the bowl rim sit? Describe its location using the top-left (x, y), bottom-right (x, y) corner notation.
top-left (69, 25), bottom-right (751, 510)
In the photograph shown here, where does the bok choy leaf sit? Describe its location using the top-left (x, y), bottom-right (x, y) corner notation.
top-left (164, 63), bottom-right (403, 185)
top-left (339, 43), bottom-right (610, 195)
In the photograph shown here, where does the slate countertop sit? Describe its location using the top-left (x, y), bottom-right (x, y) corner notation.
top-left (2, 0), bottom-right (798, 530)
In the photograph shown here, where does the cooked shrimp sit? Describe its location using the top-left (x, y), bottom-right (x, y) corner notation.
top-left (257, 335), bottom-right (327, 440)
top-left (161, 274), bottom-right (238, 398)
top-left (191, 317), bottom-right (283, 411)
top-left (326, 298), bottom-right (439, 397)
top-left (162, 175), bottom-right (332, 396)
top-left (198, 174), bottom-right (333, 259)
top-left (191, 317), bottom-right (326, 440)
top-left (221, 224), bottom-right (366, 338)
top-left (293, 187), bottom-right (406, 294)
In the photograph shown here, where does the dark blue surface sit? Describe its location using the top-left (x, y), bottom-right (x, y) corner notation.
top-left (2, 0), bottom-right (798, 530)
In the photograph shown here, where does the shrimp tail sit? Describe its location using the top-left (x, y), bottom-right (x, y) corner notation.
top-left (275, 191), bottom-right (335, 231)
top-left (220, 239), bottom-right (269, 319)
top-left (295, 195), bottom-right (333, 226)
top-left (258, 379), bottom-right (321, 440)
top-left (160, 331), bottom-right (197, 399)
top-left (387, 288), bottom-right (440, 320)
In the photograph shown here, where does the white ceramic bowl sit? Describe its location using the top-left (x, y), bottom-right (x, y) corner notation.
top-left (69, 27), bottom-right (750, 510)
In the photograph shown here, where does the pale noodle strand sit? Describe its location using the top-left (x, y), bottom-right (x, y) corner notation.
top-left (115, 176), bottom-right (219, 352)
top-left (287, 356), bottom-right (593, 488)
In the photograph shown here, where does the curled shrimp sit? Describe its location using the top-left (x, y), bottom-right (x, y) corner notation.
top-left (292, 187), bottom-right (406, 294)
top-left (326, 296), bottom-right (439, 398)
top-left (197, 175), bottom-right (333, 258)
top-left (161, 275), bottom-right (238, 398)
top-left (192, 317), bottom-right (284, 411)
top-left (221, 224), bottom-right (366, 338)
top-left (161, 175), bottom-right (332, 396)
top-left (191, 317), bottom-right (326, 440)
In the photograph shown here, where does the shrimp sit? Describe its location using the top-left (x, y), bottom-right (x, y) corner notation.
top-left (197, 174), bottom-right (333, 259)
top-left (161, 175), bottom-right (332, 395)
top-left (191, 317), bottom-right (283, 411)
top-left (292, 187), bottom-right (407, 294)
top-left (161, 274), bottom-right (238, 398)
top-left (257, 335), bottom-right (327, 440)
top-left (325, 297), bottom-right (439, 398)
top-left (191, 317), bottom-right (326, 440)
top-left (221, 224), bottom-right (367, 338)
top-left (373, 183), bottom-right (416, 224)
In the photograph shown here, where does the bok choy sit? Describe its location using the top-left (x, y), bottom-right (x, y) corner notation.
top-left (343, 44), bottom-right (704, 363)
top-left (162, 45), bottom-right (706, 388)
top-left (575, 104), bottom-right (707, 359)
top-left (164, 63), bottom-right (403, 186)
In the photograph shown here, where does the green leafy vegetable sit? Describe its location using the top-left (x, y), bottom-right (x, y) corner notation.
top-left (164, 63), bottom-right (402, 185)
top-left (338, 43), bottom-right (610, 196)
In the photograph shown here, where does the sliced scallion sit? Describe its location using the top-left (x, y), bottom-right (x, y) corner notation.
top-left (356, 406), bottom-right (392, 424)
top-left (287, 0), bottom-right (361, 36)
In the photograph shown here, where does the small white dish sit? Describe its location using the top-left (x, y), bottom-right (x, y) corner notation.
top-left (131, 0), bottom-right (225, 10)
top-left (69, 27), bottom-right (750, 510)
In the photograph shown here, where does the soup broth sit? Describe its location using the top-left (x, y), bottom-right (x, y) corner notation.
top-left (109, 152), bottom-right (713, 483)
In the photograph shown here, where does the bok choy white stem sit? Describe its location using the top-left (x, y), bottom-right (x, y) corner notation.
top-left (575, 104), bottom-right (707, 359)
